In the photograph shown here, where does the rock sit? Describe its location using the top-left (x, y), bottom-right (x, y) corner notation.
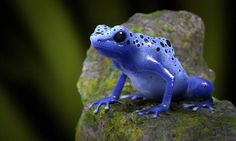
top-left (76, 10), bottom-right (236, 141)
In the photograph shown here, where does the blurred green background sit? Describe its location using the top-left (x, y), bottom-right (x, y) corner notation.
top-left (1, 0), bottom-right (234, 141)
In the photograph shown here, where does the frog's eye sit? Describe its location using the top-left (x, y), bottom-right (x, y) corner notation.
top-left (113, 31), bottom-right (126, 42)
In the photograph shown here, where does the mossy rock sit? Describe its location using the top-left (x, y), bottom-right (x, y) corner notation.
top-left (76, 10), bottom-right (236, 141)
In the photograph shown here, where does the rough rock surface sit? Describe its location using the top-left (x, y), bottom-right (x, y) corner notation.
top-left (76, 10), bottom-right (236, 141)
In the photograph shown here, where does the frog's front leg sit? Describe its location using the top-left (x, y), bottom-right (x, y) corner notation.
top-left (136, 57), bottom-right (175, 118)
top-left (87, 73), bottom-right (127, 113)
top-left (136, 77), bottom-right (175, 118)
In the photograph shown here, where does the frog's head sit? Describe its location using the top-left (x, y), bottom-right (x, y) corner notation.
top-left (90, 25), bottom-right (131, 59)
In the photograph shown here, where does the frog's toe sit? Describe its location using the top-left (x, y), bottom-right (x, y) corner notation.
top-left (93, 103), bottom-right (103, 113)
top-left (84, 101), bottom-right (97, 111)
top-left (120, 93), bottom-right (147, 101)
top-left (136, 108), bottom-right (160, 118)
top-left (136, 108), bottom-right (153, 115)
top-left (93, 101), bottom-right (116, 113)
top-left (192, 102), bottom-right (214, 112)
top-left (104, 102), bottom-right (110, 110)
top-left (182, 103), bottom-right (196, 109)
top-left (86, 96), bottom-right (123, 114)
top-left (183, 99), bottom-right (214, 112)
top-left (136, 104), bottom-right (167, 118)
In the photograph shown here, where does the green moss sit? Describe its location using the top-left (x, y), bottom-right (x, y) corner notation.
top-left (178, 11), bottom-right (192, 20)
top-left (146, 28), bottom-right (162, 37)
top-left (202, 127), bottom-right (210, 133)
top-left (221, 115), bottom-right (236, 126)
top-left (183, 42), bottom-right (191, 49)
top-left (155, 20), bottom-right (174, 33)
top-left (170, 113), bottom-right (197, 140)
top-left (182, 31), bottom-right (191, 44)
top-left (102, 114), bottom-right (143, 140)
top-left (144, 10), bottom-right (164, 18)
top-left (80, 80), bottom-right (97, 102)
top-left (81, 109), bottom-right (144, 141)
top-left (86, 46), bottom-right (100, 62)
top-left (129, 25), bottom-right (144, 33)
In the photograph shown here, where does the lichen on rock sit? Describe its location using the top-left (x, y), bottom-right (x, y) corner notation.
top-left (76, 10), bottom-right (236, 141)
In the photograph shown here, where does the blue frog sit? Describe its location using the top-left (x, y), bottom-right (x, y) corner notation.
top-left (88, 25), bottom-right (214, 118)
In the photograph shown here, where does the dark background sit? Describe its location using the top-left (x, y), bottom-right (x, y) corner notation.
top-left (1, 0), bottom-right (235, 141)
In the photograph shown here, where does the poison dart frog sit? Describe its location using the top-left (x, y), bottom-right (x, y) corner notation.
top-left (88, 25), bottom-right (214, 118)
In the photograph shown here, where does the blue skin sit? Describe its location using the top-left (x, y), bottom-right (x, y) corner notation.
top-left (88, 25), bottom-right (214, 118)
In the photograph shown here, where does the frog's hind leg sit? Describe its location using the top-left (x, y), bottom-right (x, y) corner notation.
top-left (183, 76), bottom-right (214, 111)
top-left (120, 93), bottom-right (148, 101)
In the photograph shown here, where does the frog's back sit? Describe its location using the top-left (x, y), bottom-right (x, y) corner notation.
top-left (129, 32), bottom-right (187, 76)
top-left (121, 32), bottom-right (189, 100)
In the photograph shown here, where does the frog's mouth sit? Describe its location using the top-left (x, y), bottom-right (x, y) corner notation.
top-left (94, 47), bottom-right (121, 58)
top-left (91, 41), bottom-right (123, 59)
top-left (90, 35), bottom-right (114, 48)
top-left (90, 39), bottom-right (105, 49)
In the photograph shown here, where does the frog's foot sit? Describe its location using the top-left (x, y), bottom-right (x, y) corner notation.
top-left (182, 99), bottom-right (214, 112)
top-left (136, 104), bottom-right (168, 118)
top-left (120, 93), bottom-right (147, 101)
top-left (86, 96), bottom-right (123, 113)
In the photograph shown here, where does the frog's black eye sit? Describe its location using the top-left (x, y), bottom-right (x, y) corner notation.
top-left (113, 31), bottom-right (126, 42)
